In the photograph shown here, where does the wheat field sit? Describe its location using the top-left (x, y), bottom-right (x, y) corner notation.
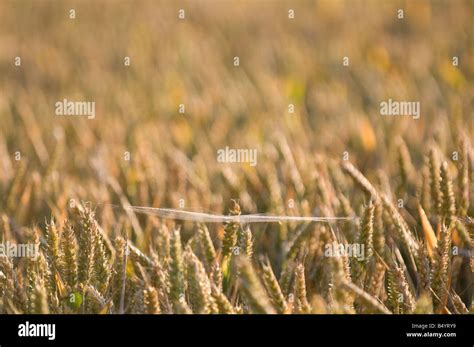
top-left (0, 0), bottom-right (472, 314)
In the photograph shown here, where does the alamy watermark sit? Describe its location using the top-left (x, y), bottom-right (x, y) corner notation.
top-left (0, 241), bottom-right (39, 260)
top-left (18, 321), bottom-right (55, 341)
top-left (55, 98), bottom-right (95, 119)
top-left (380, 99), bottom-right (420, 120)
top-left (217, 146), bottom-right (257, 167)
top-left (324, 242), bottom-right (365, 261)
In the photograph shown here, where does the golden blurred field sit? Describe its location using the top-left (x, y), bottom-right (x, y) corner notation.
top-left (0, 1), bottom-right (472, 314)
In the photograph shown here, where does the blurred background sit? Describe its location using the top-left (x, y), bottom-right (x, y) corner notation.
top-left (0, 0), bottom-right (472, 244)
